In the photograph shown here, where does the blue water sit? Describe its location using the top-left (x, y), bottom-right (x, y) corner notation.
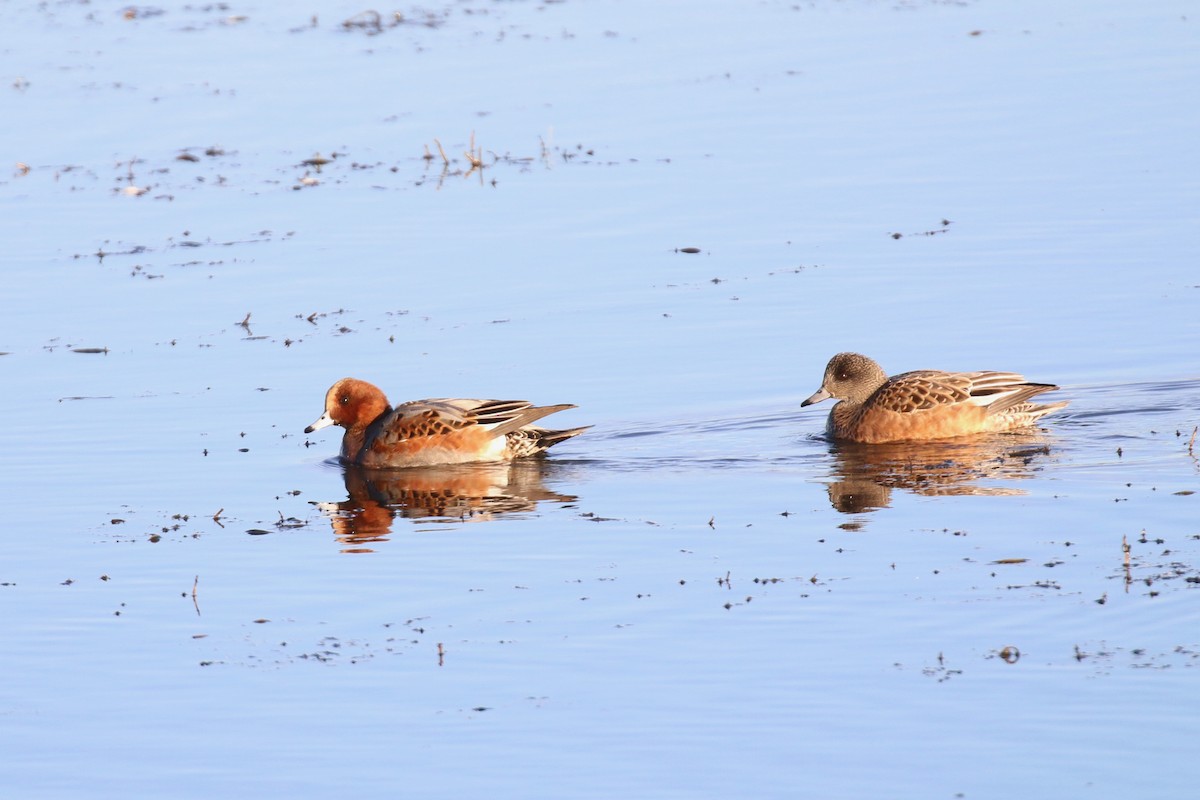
top-left (2, 1), bottom-right (1199, 797)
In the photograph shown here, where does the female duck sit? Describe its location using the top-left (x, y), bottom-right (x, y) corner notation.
top-left (801, 353), bottom-right (1068, 444)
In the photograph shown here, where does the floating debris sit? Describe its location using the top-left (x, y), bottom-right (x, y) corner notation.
top-left (343, 9), bottom-right (384, 33)
top-left (998, 646), bottom-right (1021, 663)
top-left (275, 513), bottom-right (306, 530)
top-left (889, 219), bottom-right (953, 240)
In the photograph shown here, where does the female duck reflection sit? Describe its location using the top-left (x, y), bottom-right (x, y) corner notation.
top-left (819, 433), bottom-right (1060, 514)
top-left (313, 460), bottom-right (580, 546)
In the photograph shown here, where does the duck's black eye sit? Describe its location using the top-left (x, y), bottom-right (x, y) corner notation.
top-left (340, 395), bottom-right (350, 405)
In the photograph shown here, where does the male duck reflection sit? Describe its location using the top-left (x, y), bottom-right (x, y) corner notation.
top-left (318, 462), bottom-right (580, 547)
top-left (801, 353), bottom-right (1068, 444)
top-left (305, 378), bottom-right (588, 467)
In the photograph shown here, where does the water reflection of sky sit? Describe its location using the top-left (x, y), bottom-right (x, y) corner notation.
top-left (2, 1), bottom-right (1199, 798)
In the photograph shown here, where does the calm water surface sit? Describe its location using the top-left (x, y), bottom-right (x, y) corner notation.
top-left (2, 1), bottom-right (1199, 797)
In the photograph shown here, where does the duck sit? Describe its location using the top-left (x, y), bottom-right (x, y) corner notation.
top-left (801, 352), bottom-right (1068, 444)
top-left (305, 378), bottom-right (588, 467)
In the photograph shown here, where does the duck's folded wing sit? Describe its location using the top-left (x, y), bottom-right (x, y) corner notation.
top-left (868, 371), bottom-right (974, 412)
top-left (375, 399), bottom-right (576, 443)
top-left (871, 370), bottom-right (1062, 417)
top-left (367, 400), bottom-right (477, 446)
top-left (958, 372), bottom-right (1062, 413)
top-left (468, 399), bottom-right (578, 437)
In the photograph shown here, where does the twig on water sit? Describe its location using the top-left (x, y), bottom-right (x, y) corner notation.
top-left (1122, 535), bottom-right (1132, 592)
top-left (433, 138), bottom-right (450, 166)
top-left (464, 131), bottom-right (483, 170)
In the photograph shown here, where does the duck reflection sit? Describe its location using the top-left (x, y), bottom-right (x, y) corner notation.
top-left (314, 460), bottom-right (577, 547)
top-left (821, 431), bottom-right (1058, 514)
